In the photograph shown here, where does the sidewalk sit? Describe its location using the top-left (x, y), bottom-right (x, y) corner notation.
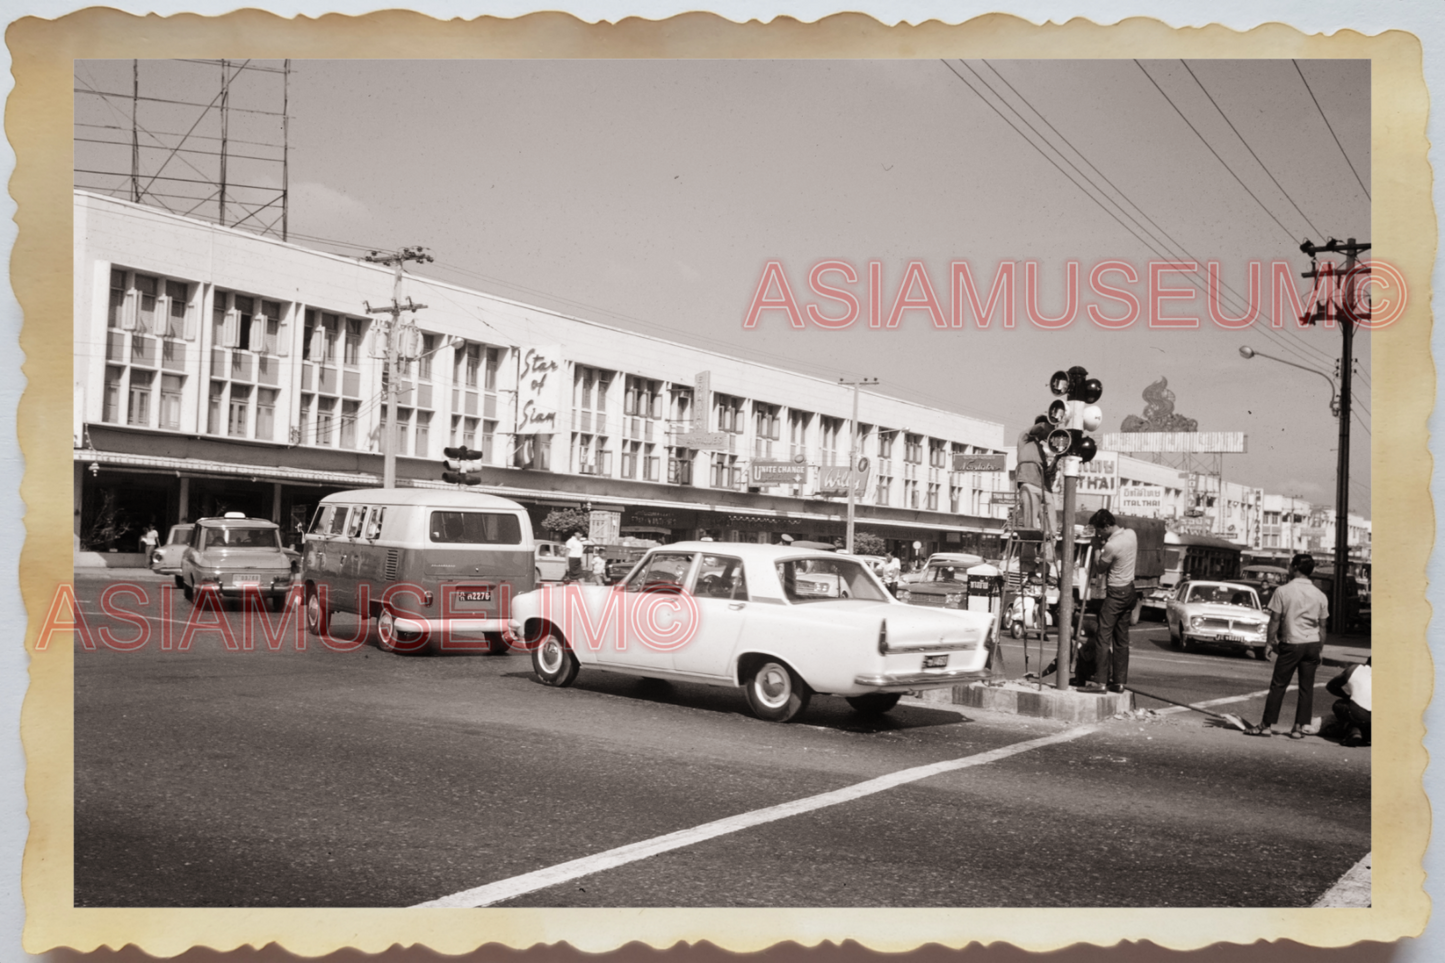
top-left (1322, 629), bottom-right (1371, 667)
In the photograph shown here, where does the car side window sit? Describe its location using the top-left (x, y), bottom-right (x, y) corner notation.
top-left (346, 507), bottom-right (368, 538)
top-left (696, 555), bottom-right (747, 600)
top-left (626, 553), bottom-right (695, 593)
top-left (328, 507), bottom-right (349, 536)
top-left (364, 507), bottom-right (385, 540)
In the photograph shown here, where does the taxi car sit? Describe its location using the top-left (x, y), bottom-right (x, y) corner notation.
top-left (148, 523), bottom-right (195, 580)
top-left (180, 513), bottom-right (294, 610)
top-left (1165, 579), bottom-right (1270, 660)
top-left (510, 542), bottom-right (995, 722)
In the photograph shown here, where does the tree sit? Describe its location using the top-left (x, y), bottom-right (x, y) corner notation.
top-left (542, 508), bottom-right (590, 539)
top-left (84, 489), bottom-right (133, 552)
top-left (853, 531), bottom-right (887, 555)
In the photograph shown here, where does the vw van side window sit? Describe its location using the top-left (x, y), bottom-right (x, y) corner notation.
top-left (328, 507), bottom-right (349, 536)
top-left (428, 511), bottom-right (523, 544)
top-left (309, 505), bottom-right (333, 535)
top-left (364, 507), bottom-right (385, 540)
top-left (346, 506), bottom-right (368, 538)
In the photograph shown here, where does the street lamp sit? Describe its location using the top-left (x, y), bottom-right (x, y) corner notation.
top-left (1238, 345), bottom-right (1339, 417)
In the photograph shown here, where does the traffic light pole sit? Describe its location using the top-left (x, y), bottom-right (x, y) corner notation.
top-left (1056, 469), bottom-right (1076, 691)
top-left (363, 247), bottom-right (433, 489)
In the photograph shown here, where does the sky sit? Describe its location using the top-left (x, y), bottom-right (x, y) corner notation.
top-left (73, 57), bottom-right (1373, 514)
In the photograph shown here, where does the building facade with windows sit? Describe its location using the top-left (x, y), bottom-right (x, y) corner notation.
top-left (75, 192), bottom-right (1012, 559)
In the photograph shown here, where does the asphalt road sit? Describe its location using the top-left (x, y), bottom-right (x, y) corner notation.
top-left (71, 570), bottom-right (1369, 908)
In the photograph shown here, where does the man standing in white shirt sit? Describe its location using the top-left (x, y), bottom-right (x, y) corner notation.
top-left (565, 531), bottom-right (586, 581)
top-left (1075, 509), bottom-right (1138, 693)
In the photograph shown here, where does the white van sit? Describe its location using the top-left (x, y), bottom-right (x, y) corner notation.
top-left (302, 489), bottom-right (535, 654)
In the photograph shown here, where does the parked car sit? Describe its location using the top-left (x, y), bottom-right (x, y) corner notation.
top-left (1165, 580), bottom-right (1270, 660)
top-left (535, 540), bottom-right (568, 582)
top-left (510, 542), bottom-right (995, 722)
top-left (180, 514), bottom-right (294, 611)
top-left (895, 553), bottom-right (987, 610)
top-left (149, 523), bottom-right (195, 579)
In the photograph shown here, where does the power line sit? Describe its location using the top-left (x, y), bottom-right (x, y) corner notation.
top-left (1133, 60), bottom-right (1299, 244)
top-left (979, 59), bottom-right (1339, 370)
top-left (1293, 60), bottom-right (1370, 201)
top-left (1180, 60), bottom-right (1323, 238)
top-left (946, 60), bottom-right (1341, 376)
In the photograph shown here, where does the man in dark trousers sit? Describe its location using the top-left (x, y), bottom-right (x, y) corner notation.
top-left (1246, 553), bottom-right (1331, 738)
top-left (1074, 509), bottom-right (1137, 693)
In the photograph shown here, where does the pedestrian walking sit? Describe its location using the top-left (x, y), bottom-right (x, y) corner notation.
top-left (1325, 658), bottom-right (1371, 747)
top-left (883, 554), bottom-right (902, 596)
top-left (1246, 553), bottom-right (1330, 738)
top-left (565, 531), bottom-right (586, 581)
top-left (1073, 509), bottom-right (1137, 693)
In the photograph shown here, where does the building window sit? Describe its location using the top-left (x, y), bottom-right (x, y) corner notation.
top-left (715, 394), bottom-right (744, 436)
top-left (316, 398), bottom-right (335, 446)
top-left (574, 433), bottom-right (612, 476)
top-left (904, 433), bottom-right (923, 464)
top-left (668, 448), bottom-right (694, 486)
top-left (418, 333), bottom-right (435, 381)
top-left (929, 439), bottom-right (946, 469)
top-left (904, 479), bottom-right (920, 509)
top-left (344, 318), bottom-right (362, 367)
top-left (126, 370), bottom-right (153, 426)
top-left (926, 482), bottom-right (940, 512)
top-left (228, 385), bottom-right (251, 437)
top-left (711, 452), bottom-right (742, 488)
top-left (207, 381), bottom-right (225, 435)
top-left (875, 474), bottom-right (892, 506)
top-left (339, 400), bottom-right (358, 449)
top-left (820, 416), bottom-right (842, 466)
top-left (160, 374), bottom-right (184, 430)
top-left (102, 367), bottom-right (123, 423)
top-left (753, 402), bottom-right (780, 458)
top-left (878, 430), bottom-right (895, 460)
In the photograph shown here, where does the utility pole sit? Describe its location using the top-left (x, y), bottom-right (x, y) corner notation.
top-left (840, 377), bottom-right (878, 553)
top-left (363, 246), bottom-right (433, 488)
top-left (1300, 237), bottom-right (1368, 629)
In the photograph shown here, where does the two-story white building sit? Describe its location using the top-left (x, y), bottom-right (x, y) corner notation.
top-left (75, 191), bottom-right (1012, 559)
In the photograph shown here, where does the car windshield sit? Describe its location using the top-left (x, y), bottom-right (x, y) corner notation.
top-left (203, 527), bottom-right (280, 549)
top-left (776, 557), bottom-right (890, 603)
top-left (167, 526), bottom-right (193, 545)
top-left (924, 564), bottom-right (964, 583)
top-left (1188, 584), bottom-right (1259, 608)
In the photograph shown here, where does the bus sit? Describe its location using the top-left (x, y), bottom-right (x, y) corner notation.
top-left (1140, 531), bottom-right (1244, 619)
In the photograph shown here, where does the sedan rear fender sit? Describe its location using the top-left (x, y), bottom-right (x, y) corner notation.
top-left (730, 605), bottom-right (883, 694)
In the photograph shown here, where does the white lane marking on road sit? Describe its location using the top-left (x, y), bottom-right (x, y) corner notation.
top-left (412, 725), bottom-right (1099, 908)
top-left (1147, 683), bottom-right (1329, 716)
top-left (1313, 852), bottom-right (1371, 907)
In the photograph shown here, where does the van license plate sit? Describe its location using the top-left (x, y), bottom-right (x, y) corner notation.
top-left (234, 576), bottom-right (260, 585)
top-left (458, 589), bottom-right (492, 603)
top-left (922, 654), bottom-right (949, 669)
top-left (1215, 634), bottom-right (1236, 642)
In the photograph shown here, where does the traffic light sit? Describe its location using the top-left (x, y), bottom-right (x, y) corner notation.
top-left (443, 446), bottom-right (484, 485)
top-left (1045, 366), bottom-right (1103, 465)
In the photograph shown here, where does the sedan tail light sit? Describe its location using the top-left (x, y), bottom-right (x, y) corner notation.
top-left (878, 618), bottom-right (889, 655)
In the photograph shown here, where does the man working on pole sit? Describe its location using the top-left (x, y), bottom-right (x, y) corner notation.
top-left (1074, 509), bottom-right (1137, 693)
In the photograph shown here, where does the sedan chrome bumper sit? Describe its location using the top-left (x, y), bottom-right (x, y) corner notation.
top-left (393, 616), bottom-right (521, 636)
top-left (853, 667), bottom-right (993, 692)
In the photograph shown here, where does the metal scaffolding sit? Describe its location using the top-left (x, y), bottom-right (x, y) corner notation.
top-left (74, 59), bottom-right (291, 241)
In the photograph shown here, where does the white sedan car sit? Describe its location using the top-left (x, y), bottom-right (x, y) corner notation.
top-left (1165, 579), bottom-right (1270, 660)
top-left (509, 542), bottom-right (996, 722)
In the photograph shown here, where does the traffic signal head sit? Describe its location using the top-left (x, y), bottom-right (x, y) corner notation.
top-left (442, 470), bottom-right (482, 485)
top-left (443, 446), bottom-right (484, 484)
top-left (1045, 429), bottom-right (1097, 463)
top-left (1047, 398), bottom-right (1068, 426)
top-left (1048, 370), bottom-right (1071, 396)
top-left (1050, 366), bottom-right (1103, 403)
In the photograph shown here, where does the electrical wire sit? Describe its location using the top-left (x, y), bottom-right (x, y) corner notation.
top-left (1180, 60), bottom-right (1323, 239)
top-left (1293, 60), bottom-right (1371, 201)
top-left (1133, 60), bottom-right (1299, 244)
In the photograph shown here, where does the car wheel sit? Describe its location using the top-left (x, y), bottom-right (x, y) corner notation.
top-left (1253, 645), bottom-right (1274, 662)
top-left (173, 575), bottom-right (184, 590)
top-left (304, 584), bottom-right (329, 637)
top-left (745, 659), bottom-right (811, 722)
top-left (846, 693), bottom-right (902, 716)
top-left (375, 607), bottom-right (404, 653)
top-left (1168, 621), bottom-right (1182, 649)
top-left (1010, 620), bottom-right (1024, 640)
top-left (536, 568), bottom-right (543, 584)
top-left (182, 579), bottom-right (194, 603)
top-left (532, 627), bottom-right (579, 687)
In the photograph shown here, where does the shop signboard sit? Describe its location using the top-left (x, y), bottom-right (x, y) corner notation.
top-left (516, 345), bottom-right (562, 434)
top-left (1118, 484), bottom-right (1166, 515)
top-left (1076, 451), bottom-right (1119, 495)
top-left (952, 452), bottom-right (1006, 472)
top-left (750, 458), bottom-right (807, 486)
top-left (816, 464), bottom-right (869, 497)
